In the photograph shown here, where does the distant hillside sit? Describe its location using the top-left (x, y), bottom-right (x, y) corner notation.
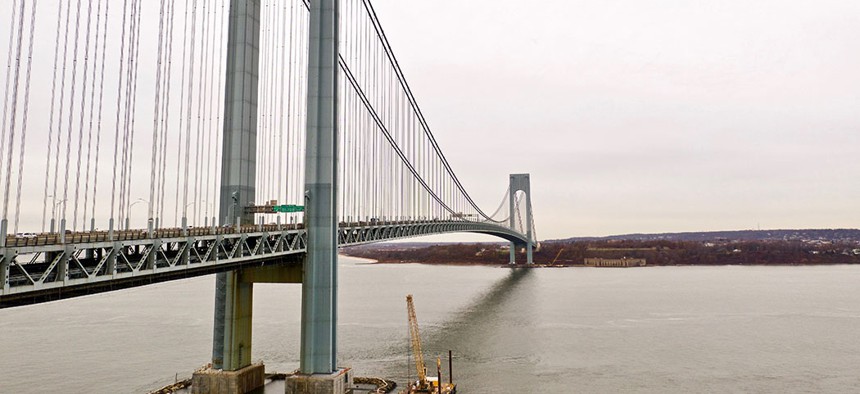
top-left (550, 229), bottom-right (860, 243)
top-left (343, 237), bottom-right (860, 266)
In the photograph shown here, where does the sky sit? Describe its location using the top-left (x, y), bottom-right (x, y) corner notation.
top-left (370, 0), bottom-right (860, 240)
top-left (0, 0), bottom-right (858, 242)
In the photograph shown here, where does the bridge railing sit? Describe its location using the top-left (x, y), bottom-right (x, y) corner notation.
top-left (2, 216), bottom-right (518, 249)
top-left (0, 219), bottom-right (529, 307)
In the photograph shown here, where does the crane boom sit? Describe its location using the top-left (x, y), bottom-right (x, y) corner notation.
top-left (552, 247), bottom-right (564, 264)
top-left (406, 294), bottom-right (427, 388)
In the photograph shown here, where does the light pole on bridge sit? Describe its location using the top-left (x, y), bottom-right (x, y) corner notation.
top-left (127, 198), bottom-right (148, 231)
top-left (49, 199), bottom-right (67, 234)
top-left (181, 201), bottom-right (196, 235)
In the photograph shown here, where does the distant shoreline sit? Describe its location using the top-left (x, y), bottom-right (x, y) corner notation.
top-left (341, 256), bottom-right (857, 268)
top-left (342, 236), bottom-right (860, 267)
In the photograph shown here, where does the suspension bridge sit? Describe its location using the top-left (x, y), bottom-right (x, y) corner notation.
top-left (0, 0), bottom-right (536, 392)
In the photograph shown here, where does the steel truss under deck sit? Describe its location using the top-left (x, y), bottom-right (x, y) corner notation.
top-left (0, 220), bottom-right (527, 307)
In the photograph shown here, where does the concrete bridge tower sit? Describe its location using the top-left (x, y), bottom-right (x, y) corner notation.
top-left (196, 0), bottom-right (349, 392)
top-left (508, 174), bottom-right (534, 264)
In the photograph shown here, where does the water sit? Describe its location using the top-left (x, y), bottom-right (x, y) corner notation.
top-left (2, 258), bottom-right (860, 393)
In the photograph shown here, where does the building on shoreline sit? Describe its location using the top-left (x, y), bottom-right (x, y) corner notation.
top-left (584, 257), bottom-right (646, 267)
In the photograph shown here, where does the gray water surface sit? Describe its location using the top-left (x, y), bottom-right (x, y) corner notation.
top-left (1, 259), bottom-right (859, 393)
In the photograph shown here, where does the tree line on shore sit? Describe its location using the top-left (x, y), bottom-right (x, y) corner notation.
top-left (343, 239), bottom-right (860, 266)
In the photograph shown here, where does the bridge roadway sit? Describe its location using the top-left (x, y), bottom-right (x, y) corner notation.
top-left (0, 219), bottom-right (527, 307)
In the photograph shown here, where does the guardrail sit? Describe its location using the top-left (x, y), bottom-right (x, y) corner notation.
top-left (0, 220), bottom-right (528, 307)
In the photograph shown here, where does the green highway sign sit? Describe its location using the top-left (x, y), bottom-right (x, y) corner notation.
top-left (273, 204), bottom-right (305, 213)
top-left (243, 204), bottom-right (306, 214)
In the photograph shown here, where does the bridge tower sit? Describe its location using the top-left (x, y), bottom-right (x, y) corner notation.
top-left (285, 0), bottom-right (354, 392)
top-left (185, 0), bottom-right (348, 391)
top-left (508, 174), bottom-right (534, 264)
top-left (211, 0), bottom-right (261, 372)
top-left (199, 0), bottom-right (269, 392)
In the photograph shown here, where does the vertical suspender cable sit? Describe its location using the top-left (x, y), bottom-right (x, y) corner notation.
top-left (52, 0), bottom-right (73, 228)
top-left (157, 0), bottom-right (177, 225)
top-left (174, 0), bottom-right (191, 226)
top-left (91, 0), bottom-right (110, 230)
top-left (274, 0), bottom-right (282, 206)
top-left (212, 0), bottom-right (227, 222)
top-left (110, 0), bottom-right (133, 227)
top-left (83, 0), bottom-right (105, 230)
top-left (0, 0), bottom-right (21, 216)
top-left (276, 0), bottom-right (286, 219)
top-left (13, 0), bottom-right (38, 232)
top-left (118, 0), bottom-right (139, 226)
top-left (360, 0), bottom-right (495, 220)
top-left (149, 0), bottom-right (169, 224)
top-left (61, 0), bottom-right (84, 224)
top-left (257, 0), bottom-right (269, 206)
top-left (2, 0), bottom-right (25, 223)
top-left (203, 0), bottom-right (220, 225)
top-left (267, 0), bottom-right (276, 205)
top-left (41, 0), bottom-right (65, 232)
top-left (123, 0), bottom-right (144, 227)
top-left (193, 0), bottom-right (209, 225)
top-left (1, 0), bottom-right (21, 225)
top-left (72, 0), bottom-right (96, 230)
top-left (155, 0), bottom-right (173, 224)
top-left (182, 0), bottom-right (200, 223)
top-left (193, 0), bottom-right (211, 225)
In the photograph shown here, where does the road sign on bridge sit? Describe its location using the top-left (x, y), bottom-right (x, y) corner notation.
top-left (244, 204), bottom-right (306, 214)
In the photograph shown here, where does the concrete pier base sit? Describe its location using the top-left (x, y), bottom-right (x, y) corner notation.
top-left (191, 363), bottom-right (265, 394)
top-left (285, 368), bottom-right (353, 394)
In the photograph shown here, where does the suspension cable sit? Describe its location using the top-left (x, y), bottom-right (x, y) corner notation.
top-left (71, 0), bottom-right (97, 230)
top-left (110, 0), bottom-right (133, 226)
top-left (82, 0), bottom-right (105, 231)
top-left (13, 0), bottom-right (38, 233)
top-left (41, 0), bottom-right (65, 232)
top-left (357, 0), bottom-right (495, 220)
top-left (1, 0), bottom-right (21, 223)
top-left (148, 0), bottom-right (168, 225)
top-left (339, 56), bottom-right (457, 215)
top-left (2, 0), bottom-right (25, 223)
top-left (90, 0), bottom-right (110, 229)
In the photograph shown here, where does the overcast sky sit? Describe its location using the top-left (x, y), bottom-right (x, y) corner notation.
top-left (371, 0), bottom-right (860, 240)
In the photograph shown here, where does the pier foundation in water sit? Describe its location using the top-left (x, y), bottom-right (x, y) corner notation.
top-left (191, 363), bottom-right (265, 394)
top-left (285, 368), bottom-right (354, 394)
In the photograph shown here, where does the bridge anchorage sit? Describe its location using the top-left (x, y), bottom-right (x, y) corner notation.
top-left (0, 0), bottom-right (536, 392)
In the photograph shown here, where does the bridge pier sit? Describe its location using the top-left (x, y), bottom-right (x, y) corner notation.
top-left (198, 271), bottom-right (259, 394)
top-left (197, 264), bottom-right (303, 394)
top-left (527, 243), bottom-right (534, 264)
top-left (213, 271), bottom-right (254, 370)
top-left (508, 242), bottom-right (534, 265)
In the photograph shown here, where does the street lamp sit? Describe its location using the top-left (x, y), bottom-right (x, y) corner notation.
top-left (43, 194), bottom-right (55, 233)
top-left (197, 200), bottom-right (216, 227)
top-left (181, 201), bottom-right (196, 233)
top-left (127, 198), bottom-right (149, 230)
top-left (204, 200), bottom-right (216, 227)
top-left (50, 199), bottom-right (67, 233)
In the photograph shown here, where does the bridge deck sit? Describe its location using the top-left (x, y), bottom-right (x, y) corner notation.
top-left (0, 220), bottom-right (526, 307)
